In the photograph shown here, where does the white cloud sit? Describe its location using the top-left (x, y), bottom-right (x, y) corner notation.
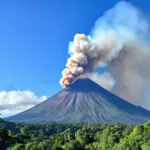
top-left (0, 90), bottom-right (47, 117)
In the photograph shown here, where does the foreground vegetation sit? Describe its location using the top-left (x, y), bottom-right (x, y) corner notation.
top-left (0, 118), bottom-right (150, 150)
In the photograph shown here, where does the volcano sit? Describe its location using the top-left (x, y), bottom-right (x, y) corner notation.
top-left (7, 78), bottom-right (150, 124)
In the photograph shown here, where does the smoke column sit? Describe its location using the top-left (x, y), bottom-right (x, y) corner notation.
top-left (60, 1), bottom-right (150, 110)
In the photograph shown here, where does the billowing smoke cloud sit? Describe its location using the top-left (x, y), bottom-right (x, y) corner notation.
top-left (60, 30), bottom-right (119, 87)
top-left (60, 1), bottom-right (150, 109)
top-left (87, 72), bottom-right (115, 90)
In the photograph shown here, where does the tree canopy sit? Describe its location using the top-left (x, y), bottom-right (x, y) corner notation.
top-left (0, 119), bottom-right (149, 150)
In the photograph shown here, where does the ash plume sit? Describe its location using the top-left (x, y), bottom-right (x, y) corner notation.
top-left (60, 29), bottom-right (119, 87)
top-left (87, 72), bottom-right (115, 90)
top-left (60, 1), bottom-right (150, 109)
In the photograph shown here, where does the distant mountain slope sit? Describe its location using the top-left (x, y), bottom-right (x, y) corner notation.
top-left (6, 78), bottom-right (150, 124)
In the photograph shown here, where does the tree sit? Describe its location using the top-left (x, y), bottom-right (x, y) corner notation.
top-left (37, 141), bottom-right (51, 150)
top-left (75, 129), bottom-right (92, 146)
top-left (132, 125), bottom-right (144, 135)
top-left (62, 140), bottom-right (84, 150)
top-left (8, 130), bottom-right (15, 137)
top-left (20, 126), bottom-right (28, 135)
top-left (0, 128), bottom-right (9, 149)
top-left (141, 143), bottom-right (150, 150)
top-left (8, 144), bottom-right (24, 150)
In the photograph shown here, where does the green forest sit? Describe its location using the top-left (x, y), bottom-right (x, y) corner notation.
top-left (0, 118), bottom-right (150, 150)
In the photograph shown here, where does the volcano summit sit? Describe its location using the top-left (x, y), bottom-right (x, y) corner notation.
top-left (7, 78), bottom-right (150, 124)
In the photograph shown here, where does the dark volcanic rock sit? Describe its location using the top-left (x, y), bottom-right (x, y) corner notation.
top-left (6, 78), bottom-right (150, 124)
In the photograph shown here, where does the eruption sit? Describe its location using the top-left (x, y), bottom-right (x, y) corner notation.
top-left (60, 1), bottom-right (150, 110)
top-left (60, 31), bottom-right (118, 87)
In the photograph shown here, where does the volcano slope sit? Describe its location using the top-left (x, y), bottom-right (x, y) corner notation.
top-left (7, 78), bottom-right (150, 124)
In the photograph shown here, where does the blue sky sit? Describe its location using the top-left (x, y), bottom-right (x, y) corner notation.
top-left (0, 0), bottom-right (150, 99)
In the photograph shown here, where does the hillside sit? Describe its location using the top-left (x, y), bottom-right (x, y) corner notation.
top-left (7, 78), bottom-right (150, 124)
